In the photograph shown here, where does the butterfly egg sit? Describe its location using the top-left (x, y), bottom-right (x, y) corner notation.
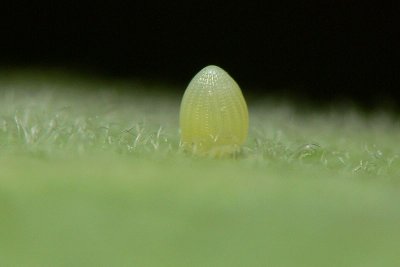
top-left (179, 65), bottom-right (249, 156)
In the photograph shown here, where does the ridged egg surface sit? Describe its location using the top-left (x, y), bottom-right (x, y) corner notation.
top-left (180, 65), bottom-right (248, 156)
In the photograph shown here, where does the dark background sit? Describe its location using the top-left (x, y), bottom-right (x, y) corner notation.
top-left (1, 1), bottom-right (398, 108)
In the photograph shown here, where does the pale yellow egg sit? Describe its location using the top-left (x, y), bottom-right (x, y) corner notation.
top-left (179, 65), bottom-right (249, 156)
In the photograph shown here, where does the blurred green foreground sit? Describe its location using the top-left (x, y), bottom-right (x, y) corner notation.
top-left (1, 71), bottom-right (400, 266)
